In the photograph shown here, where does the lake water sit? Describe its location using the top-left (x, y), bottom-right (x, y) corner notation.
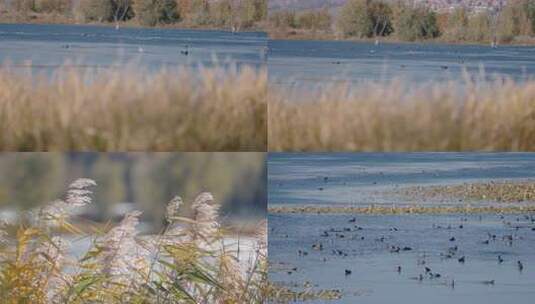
top-left (269, 212), bottom-right (535, 304)
top-left (268, 153), bottom-right (535, 303)
top-left (268, 153), bottom-right (535, 207)
top-left (268, 39), bottom-right (535, 88)
top-left (0, 23), bottom-right (267, 73)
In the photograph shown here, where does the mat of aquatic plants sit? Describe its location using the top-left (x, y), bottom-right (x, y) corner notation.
top-left (268, 212), bottom-right (535, 303)
top-left (269, 153), bottom-right (535, 208)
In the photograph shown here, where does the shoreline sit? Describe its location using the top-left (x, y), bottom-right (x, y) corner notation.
top-left (0, 16), bottom-right (266, 34)
top-left (265, 26), bottom-right (535, 47)
top-left (2, 19), bottom-right (534, 46)
top-left (268, 204), bottom-right (535, 215)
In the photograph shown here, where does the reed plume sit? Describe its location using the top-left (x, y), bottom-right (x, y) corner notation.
top-left (0, 179), bottom-right (267, 303)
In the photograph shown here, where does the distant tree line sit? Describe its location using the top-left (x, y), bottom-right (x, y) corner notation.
top-left (4, 0), bottom-right (267, 28)
top-left (269, 0), bottom-right (535, 43)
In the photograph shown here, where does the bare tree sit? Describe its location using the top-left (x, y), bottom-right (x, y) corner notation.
top-left (111, 0), bottom-right (131, 28)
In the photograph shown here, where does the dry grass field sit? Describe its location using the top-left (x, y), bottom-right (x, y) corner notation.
top-left (269, 79), bottom-right (535, 151)
top-left (0, 65), bottom-right (267, 151)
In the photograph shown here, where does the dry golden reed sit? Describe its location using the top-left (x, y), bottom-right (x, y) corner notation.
top-left (0, 65), bottom-right (266, 151)
top-left (269, 79), bottom-right (535, 151)
top-left (0, 179), bottom-right (267, 304)
top-left (268, 204), bottom-right (535, 215)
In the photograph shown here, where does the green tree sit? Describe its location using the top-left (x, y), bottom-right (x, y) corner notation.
top-left (239, 0), bottom-right (267, 28)
top-left (268, 10), bottom-right (297, 28)
top-left (12, 0), bottom-right (36, 13)
top-left (186, 0), bottom-right (211, 26)
top-left (392, 4), bottom-right (438, 41)
top-left (296, 8), bottom-right (332, 31)
top-left (336, 0), bottom-right (373, 38)
top-left (444, 7), bottom-right (469, 41)
top-left (210, 0), bottom-right (233, 27)
top-left (34, 0), bottom-right (71, 13)
top-left (466, 12), bottom-right (492, 42)
top-left (79, 0), bottom-right (114, 22)
top-left (133, 0), bottom-right (179, 26)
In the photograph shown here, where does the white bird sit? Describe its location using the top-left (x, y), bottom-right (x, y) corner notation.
top-left (138, 46), bottom-right (144, 53)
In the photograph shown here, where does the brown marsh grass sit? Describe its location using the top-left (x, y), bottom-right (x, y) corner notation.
top-left (402, 181), bottom-right (535, 203)
top-left (268, 204), bottom-right (535, 215)
top-left (269, 79), bottom-right (535, 151)
top-left (0, 179), bottom-right (267, 303)
top-left (0, 65), bottom-right (267, 151)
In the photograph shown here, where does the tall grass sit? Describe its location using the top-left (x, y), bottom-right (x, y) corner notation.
top-left (269, 79), bottom-right (535, 151)
top-left (0, 65), bottom-right (267, 151)
top-left (0, 178), bottom-right (267, 303)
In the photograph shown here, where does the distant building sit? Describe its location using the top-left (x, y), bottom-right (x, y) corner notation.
top-left (269, 0), bottom-right (509, 13)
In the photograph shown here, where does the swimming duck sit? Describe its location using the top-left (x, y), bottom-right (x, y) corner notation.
top-left (181, 45), bottom-right (190, 56)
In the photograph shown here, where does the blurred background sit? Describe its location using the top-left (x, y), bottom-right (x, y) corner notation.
top-left (0, 153), bottom-right (266, 230)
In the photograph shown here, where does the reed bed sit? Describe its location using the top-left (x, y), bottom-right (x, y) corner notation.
top-left (269, 79), bottom-right (535, 151)
top-left (0, 179), bottom-right (267, 303)
top-left (402, 181), bottom-right (535, 203)
top-left (268, 285), bottom-right (342, 303)
top-left (0, 65), bottom-right (267, 151)
top-left (268, 204), bottom-right (535, 215)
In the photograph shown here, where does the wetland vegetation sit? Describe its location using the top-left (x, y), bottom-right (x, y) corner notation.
top-left (0, 178), bottom-right (267, 303)
top-left (267, 0), bottom-right (535, 45)
top-left (269, 79), bottom-right (535, 151)
top-left (0, 0), bottom-right (267, 30)
top-left (0, 65), bottom-right (267, 151)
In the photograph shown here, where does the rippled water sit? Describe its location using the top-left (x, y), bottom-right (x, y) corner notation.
top-left (269, 213), bottom-right (535, 303)
top-left (268, 153), bottom-right (535, 207)
top-left (268, 39), bottom-right (535, 88)
top-left (0, 23), bottom-right (267, 73)
top-left (268, 153), bottom-right (535, 303)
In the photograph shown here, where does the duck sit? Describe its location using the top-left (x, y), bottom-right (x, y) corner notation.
top-left (518, 260), bottom-right (524, 272)
top-left (345, 269), bottom-right (352, 276)
top-left (312, 243), bottom-right (323, 251)
top-left (180, 45), bottom-right (190, 56)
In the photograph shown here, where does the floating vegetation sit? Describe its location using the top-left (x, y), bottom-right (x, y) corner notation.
top-left (269, 204), bottom-right (535, 215)
top-left (402, 181), bottom-right (535, 203)
top-left (268, 283), bottom-right (342, 303)
top-left (0, 179), bottom-right (267, 303)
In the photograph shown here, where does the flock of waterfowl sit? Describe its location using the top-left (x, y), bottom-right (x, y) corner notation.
top-left (58, 26), bottom-right (272, 61)
top-left (327, 39), bottom-right (501, 71)
top-left (272, 212), bottom-right (534, 302)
